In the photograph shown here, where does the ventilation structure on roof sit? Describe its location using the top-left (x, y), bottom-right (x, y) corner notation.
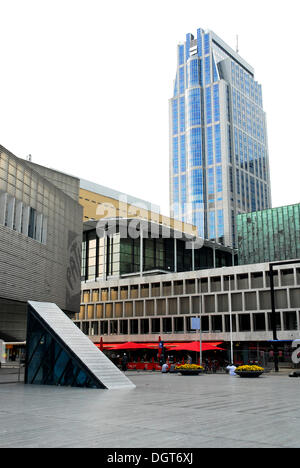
top-left (25, 301), bottom-right (135, 390)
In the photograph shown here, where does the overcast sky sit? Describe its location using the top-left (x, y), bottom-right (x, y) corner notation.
top-left (0, 0), bottom-right (299, 216)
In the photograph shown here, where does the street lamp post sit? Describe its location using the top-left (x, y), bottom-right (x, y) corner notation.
top-left (228, 275), bottom-right (234, 364)
top-left (199, 298), bottom-right (202, 367)
top-left (269, 263), bottom-right (279, 373)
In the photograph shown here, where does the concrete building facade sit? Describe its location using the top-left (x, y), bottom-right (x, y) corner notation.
top-left (0, 145), bottom-right (83, 341)
top-left (76, 261), bottom-right (300, 346)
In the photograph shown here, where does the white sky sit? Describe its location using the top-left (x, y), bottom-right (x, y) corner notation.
top-left (0, 0), bottom-right (299, 216)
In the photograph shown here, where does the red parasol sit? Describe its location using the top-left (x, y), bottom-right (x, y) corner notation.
top-left (167, 342), bottom-right (224, 352)
top-left (104, 342), bottom-right (151, 350)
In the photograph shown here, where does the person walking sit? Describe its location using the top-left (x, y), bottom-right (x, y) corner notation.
top-left (121, 353), bottom-right (128, 372)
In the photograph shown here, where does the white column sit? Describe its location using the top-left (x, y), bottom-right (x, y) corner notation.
top-left (140, 230), bottom-right (143, 277)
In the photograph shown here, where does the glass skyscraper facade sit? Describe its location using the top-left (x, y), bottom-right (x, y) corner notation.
top-left (169, 29), bottom-right (271, 247)
top-left (237, 204), bottom-right (300, 265)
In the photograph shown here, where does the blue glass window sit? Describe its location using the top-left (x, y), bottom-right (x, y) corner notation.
top-left (180, 135), bottom-right (186, 173)
top-left (204, 34), bottom-right (210, 54)
top-left (236, 168), bottom-right (240, 195)
top-left (173, 137), bottom-right (179, 175)
top-left (172, 99), bottom-right (178, 135)
top-left (227, 125), bottom-right (232, 163)
top-left (188, 59), bottom-right (200, 87)
top-left (261, 182), bottom-right (264, 208)
top-left (179, 45), bottom-right (185, 66)
top-left (173, 74), bottom-right (178, 97)
top-left (197, 29), bottom-right (202, 57)
top-left (215, 124), bottom-right (221, 163)
top-left (204, 56), bottom-right (211, 85)
top-left (173, 176), bottom-right (179, 203)
top-left (193, 211), bottom-right (205, 238)
top-left (206, 87), bottom-right (212, 124)
top-left (188, 88), bottom-right (201, 127)
top-left (208, 168), bottom-right (214, 195)
top-left (209, 211), bottom-right (215, 239)
top-left (231, 62), bottom-right (235, 85)
top-left (250, 176), bottom-right (256, 211)
top-left (212, 55), bottom-right (219, 82)
top-left (179, 67), bottom-right (185, 94)
top-left (213, 84), bottom-right (220, 122)
top-left (190, 169), bottom-right (203, 202)
top-left (234, 127), bottom-right (239, 164)
top-left (217, 210), bottom-right (224, 238)
top-left (256, 180), bottom-right (260, 210)
top-left (189, 128), bottom-right (202, 167)
top-left (207, 126), bottom-right (213, 165)
top-left (216, 166), bottom-right (222, 192)
top-left (186, 34), bottom-right (191, 61)
top-left (179, 97), bottom-right (185, 133)
top-left (181, 174), bottom-right (187, 204)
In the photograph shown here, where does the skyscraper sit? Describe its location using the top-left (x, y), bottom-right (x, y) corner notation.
top-left (169, 28), bottom-right (271, 248)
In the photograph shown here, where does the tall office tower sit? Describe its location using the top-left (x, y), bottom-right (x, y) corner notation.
top-left (169, 29), bottom-right (271, 247)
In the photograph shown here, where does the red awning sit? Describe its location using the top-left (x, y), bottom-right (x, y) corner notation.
top-left (167, 342), bottom-right (224, 352)
top-left (101, 342), bottom-right (152, 350)
top-left (95, 341), bottom-right (224, 351)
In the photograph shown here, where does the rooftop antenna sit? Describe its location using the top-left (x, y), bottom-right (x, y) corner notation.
top-left (236, 34), bottom-right (239, 54)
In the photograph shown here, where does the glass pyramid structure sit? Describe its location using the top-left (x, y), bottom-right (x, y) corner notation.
top-left (25, 301), bottom-right (135, 390)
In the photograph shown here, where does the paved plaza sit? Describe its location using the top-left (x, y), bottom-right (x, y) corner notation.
top-left (0, 370), bottom-right (299, 448)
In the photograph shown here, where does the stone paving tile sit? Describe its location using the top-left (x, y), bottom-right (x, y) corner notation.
top-left (0, 372), bottom-right (300, 448)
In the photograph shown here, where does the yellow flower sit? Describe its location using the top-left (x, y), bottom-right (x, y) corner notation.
top-left (235, 365), bottom-right (264, 372)
top-left (175, 364), bottom-right (204, 370)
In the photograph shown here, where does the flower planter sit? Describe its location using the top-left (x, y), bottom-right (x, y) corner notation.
top-left (179, 370), bottom-right (203, 376)
top-left (235, 371), bottom-right (264, 378)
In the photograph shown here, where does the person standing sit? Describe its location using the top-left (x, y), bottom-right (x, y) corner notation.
top-left (121, 353), bottom-right (128, 372)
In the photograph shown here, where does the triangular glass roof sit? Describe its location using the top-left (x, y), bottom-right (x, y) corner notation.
top-left (25, 302), bottom-right (135, 390)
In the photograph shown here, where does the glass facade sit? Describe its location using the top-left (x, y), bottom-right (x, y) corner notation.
top-left (237, 204), bottom-right (300, 265)
top-left (82, 226), bottom-right (235, 280)
top-left (25, 307), bottom-right (103, 388)
top-left (170, 29), bottom-right (271, 248)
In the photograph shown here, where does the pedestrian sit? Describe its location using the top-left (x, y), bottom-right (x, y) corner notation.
top-left (226, 363), bottom-right (237, 376)
top-left (121, 353), bottom-right (128, 372)
top-left (212, 359), bottom-right (218, 373)
top-left (162, 363), bottom-right (169, 374)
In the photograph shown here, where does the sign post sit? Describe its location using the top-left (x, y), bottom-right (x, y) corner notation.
top-left (191, 316), bottom-right (202, 366)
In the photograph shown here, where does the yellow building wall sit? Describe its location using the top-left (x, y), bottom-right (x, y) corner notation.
top-left (79, 188), bottom-right (198, 237)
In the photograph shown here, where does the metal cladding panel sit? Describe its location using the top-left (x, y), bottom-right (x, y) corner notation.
top-left (28, 301), bottom-right (135, 390)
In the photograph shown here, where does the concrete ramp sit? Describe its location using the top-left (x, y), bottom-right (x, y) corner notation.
top-left (25, 301), bottom-right (135, 390)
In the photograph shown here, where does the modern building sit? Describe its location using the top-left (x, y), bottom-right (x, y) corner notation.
top-left (82, 218), bottom-right (235, 282)
top-left (0, 145), bottom-right (83, 342)
top-left (237, 203), bottom-right (300, 265)
top-left (76, 260), bottom-right (300, 363)
top-left (169, 28), bottom-right (272, 248)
